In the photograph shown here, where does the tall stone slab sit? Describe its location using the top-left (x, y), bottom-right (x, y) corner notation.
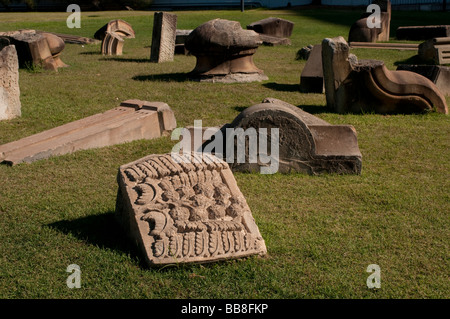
top-left (150, 12), bottom-right (177, 63)
top-left (0, 42), bottom-right (21, 121)
top-left (115, 152), bottom-right (267, 267)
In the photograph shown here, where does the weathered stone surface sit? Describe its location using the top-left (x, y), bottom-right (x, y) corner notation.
top-left (199, 98), bottom-right (362, 175)
top-left (322, 36), bottom-right (448, 114)
top-left (299, 44), bottom-right (324, 93)
top-left (150, 12), bottom-right (177, 63)
top-left (418, 37), bottom-right (450, 65)
top-left (397, 64), bottom-right (450, 96)
top-left (101, 31), bottom-right (124, 55)
top-left (0, 100), bottom-right (177, 165)
top-left (94, 19), bottom-right (135, 41)
top-left (115, 152), bottom-right (267, 266)
top-left (185, 19), bottom-right (268, 83)
top-left (0, 30), bottom-right (67, 71)
top-left (348, 0), bottom-right (391, 43)
top-left (0, 43), bottom-right (21, 121)
top-left (247, 17), bottom-right (293, 46)
top-left (247, 17), bottom-right (294, 38)
top-left (396, 25), bottom-right (450, 41)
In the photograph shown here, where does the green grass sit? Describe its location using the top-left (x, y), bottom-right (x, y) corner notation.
top-left (0, 8), bottom-right (449, 299)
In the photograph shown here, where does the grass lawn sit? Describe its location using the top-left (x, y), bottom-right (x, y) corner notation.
top-left (0, 8), bottom-right (449, 299)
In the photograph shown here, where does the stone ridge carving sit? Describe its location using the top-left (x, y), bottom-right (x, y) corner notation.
top-left (101, 31), bottom-right (124, 55)
top-left (94, 19), bottom-right (135, 41)
top-left (115, 152), bottom-right (267, 266)
top-left (0, 100), bottom-right (177, 165)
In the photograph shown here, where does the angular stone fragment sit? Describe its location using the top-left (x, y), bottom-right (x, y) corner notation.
top-left (0, 100), bottom-right (176, 165)
top-left (397, 64), bottom-right (450, 96)
top-left (396, 25), bottom-right (450, 41)
top-left (348, 0), bottom-right (391, 43)
top-left (322, 36), bottom-right (448, 114)
top-left (0, 42), bottom-right (21, 121)
top-left (101, 31), bottom-right (124, 55)
top-left (418, 37), bottom-right (450, 65)
top-left (185, 19), bottom-right (268, 83)
top-left (247, 17), bottom-right (294, 38)
top-left (247, 17), bottom-right (293, 46)
top-left (94, 19), bottom-right (135, 41)
top-left (197, 98), bottom-right (362, 175)
top-left (150, 12), bottom-right (177, 63)
top-left (299, 44), bottom-right (324, 93)
top-left (115, 152), bottom-right (267, 266)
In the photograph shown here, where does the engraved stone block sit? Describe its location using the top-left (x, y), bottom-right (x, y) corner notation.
top-left (150, 12), bottom-right (177, 63)
top-left (115, 152), bottom-right (267, 266)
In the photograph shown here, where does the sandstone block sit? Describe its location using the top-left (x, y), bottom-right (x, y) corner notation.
top-left (299, 44), bottom-right (324, 93)
top-left (418, 37), bottom-right (450, 65)
top-left (322, 36), bottom-right (448, 114)
top-left (397, 64), bottom-right (450, 96)
top-left (0, 100), bottom-right (176, 165)
top-left (0, 43), bottom-right (21, 121)
top-left (348, 0), bottom-right (391, 43)
top-left (115, 152), bottom-right (267, 266)
top-left (396, 25), bottom-right (450, 41)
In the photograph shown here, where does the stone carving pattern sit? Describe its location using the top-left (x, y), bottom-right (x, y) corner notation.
top-left (122, 153), bottom-right (264, 262)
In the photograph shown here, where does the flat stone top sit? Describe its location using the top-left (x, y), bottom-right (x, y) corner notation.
top-left (118, 152), bottom-right (267, 265)
top-left (185, 19), bottom-right (261, 53)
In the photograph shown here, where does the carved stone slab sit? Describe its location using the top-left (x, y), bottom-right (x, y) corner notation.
top-left (0, 100), bottom-right (176, 165)
top-left (115, 152), bottom-right (267, 266)
top-left (0, 43), bottom-right (21, 121)
top-left (150, 12), bottom-right (177, 63)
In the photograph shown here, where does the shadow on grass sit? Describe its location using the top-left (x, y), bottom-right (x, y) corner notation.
top-left (263, 82), bottom-right (300, 92)
top-left (47, 211), bottom-right (146, 268)
top-left (100, 57), bottom-right (151, 63)
top-left (133, 72), bottom-right (191, 82)
top-left (394, 54), bottom-right (434, 66)
top-left (79, 51), bottom-right (101, 55)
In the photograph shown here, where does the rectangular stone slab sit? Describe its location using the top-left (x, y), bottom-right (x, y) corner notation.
top-left (115, 152), bottom-right (267, 266)
top-left (150, 12), bottom-right (177, 63)
top-left (0, 100), bottom-right (176, 165)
